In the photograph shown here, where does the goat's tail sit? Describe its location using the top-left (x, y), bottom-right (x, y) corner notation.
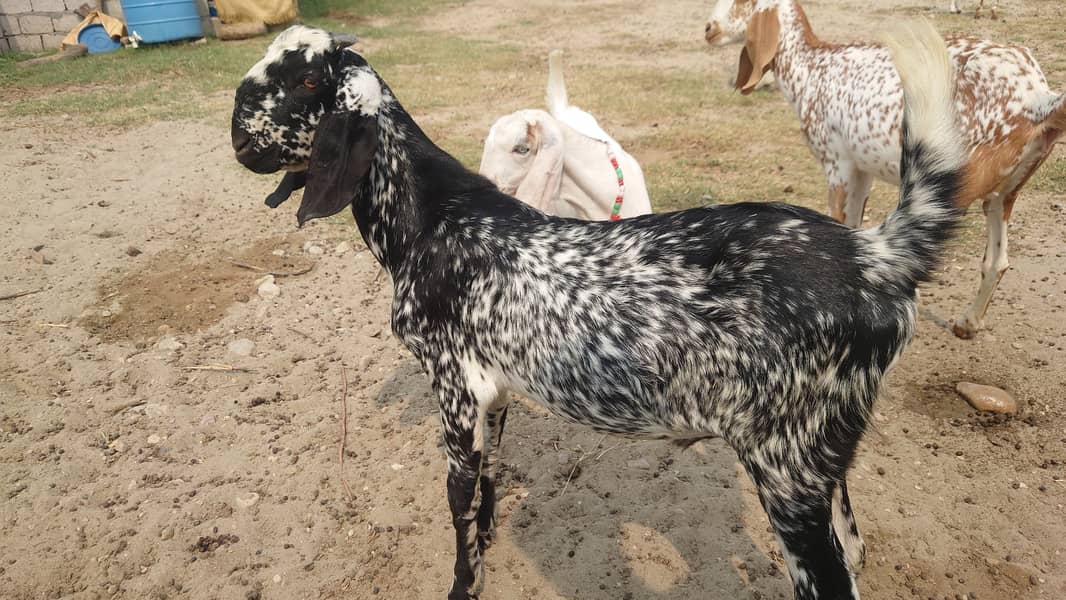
top-left (1044, 93), bottom-right (1066, 134)
top-left (546, 49), bottom-right (569, 117)
top-left (860, 21), bottom-right (972, 287)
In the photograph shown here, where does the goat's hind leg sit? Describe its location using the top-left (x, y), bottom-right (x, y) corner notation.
top-left (476, 399), bottom-right (511, 551)
top-left (832, 480), bottom-right (866, 574)
top-left (744, 458), bottom-right (859, 600)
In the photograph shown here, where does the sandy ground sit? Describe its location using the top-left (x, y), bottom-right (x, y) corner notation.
top-left (2, 1), bottom-right (1066, 599)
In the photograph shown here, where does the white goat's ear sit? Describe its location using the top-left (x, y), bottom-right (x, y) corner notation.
top-left (299, 109), bottom-right (378, 226)
top-left (735, 6), bottom-right (779, 95)
top-left (514, 120), bottom-right (563, 214)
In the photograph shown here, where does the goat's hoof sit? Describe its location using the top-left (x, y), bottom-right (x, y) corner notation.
top-left (951, 319), bottom-right (978, 339)
top-left (448, 592), bottom-right (478, 600)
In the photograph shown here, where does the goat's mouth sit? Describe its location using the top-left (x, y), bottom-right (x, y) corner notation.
top-left (235, 143), bottom-right (285, 175)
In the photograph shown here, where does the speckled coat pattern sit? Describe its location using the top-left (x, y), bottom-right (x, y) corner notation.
top-left (724, 0), bottom-right (1066, 339)
top-left (230, 25), bottom-right (970, 600)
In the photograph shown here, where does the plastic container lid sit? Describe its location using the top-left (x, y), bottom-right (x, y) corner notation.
top-left (78, 24), bottom-right (122, 54)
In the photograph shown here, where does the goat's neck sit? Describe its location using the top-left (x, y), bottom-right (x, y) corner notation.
top-left (771, 0), bottom-right (827, 97)
top-left (558, 124), bottom-right (616, 220)
top-left (351, 98), bottom-right (479, 274)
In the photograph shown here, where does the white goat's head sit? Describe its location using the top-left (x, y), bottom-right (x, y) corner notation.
top-left (705, 0), bottom-right (758, 46)
top-left (231, 26), bottom-right (385, 225)
top-left (479, 109), bottom-right (564, 213)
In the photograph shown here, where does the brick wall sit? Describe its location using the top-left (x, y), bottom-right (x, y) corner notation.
top-left (0, 0), bottom-right (88, 53)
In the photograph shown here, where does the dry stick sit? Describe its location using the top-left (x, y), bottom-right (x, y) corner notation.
top-left (36, 322), bottom-right (69, 328)
top-left (227, 260), bottom-right (313, 277)
top-left (106, 399), bottom-right (147, 416)
top-left (560, 434), bottom-right (608, 496)
top-left (182, 364), bottom-right (255, 373)
top-left (0, 289), bottom-right (42, 301)
top-left (338, 366), bottom-right (355, 502)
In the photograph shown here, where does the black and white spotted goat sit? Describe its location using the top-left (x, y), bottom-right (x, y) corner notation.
top-left (231, 23), bottom-right (971, 600)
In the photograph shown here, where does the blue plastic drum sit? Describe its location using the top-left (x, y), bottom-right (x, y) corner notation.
top-left (78, 24), bottom-right (122, 54)
top-left (120, 0), bottom-right (204, 44)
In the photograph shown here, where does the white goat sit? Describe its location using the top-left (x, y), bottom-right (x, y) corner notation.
top-left (706, 0), bottom-right (1066, 339)
top-left (479, 51), bottom-right (652, 220)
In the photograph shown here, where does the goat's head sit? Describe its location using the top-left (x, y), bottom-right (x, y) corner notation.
top-left (231, 25), bottom-right (382, 225)
top-left (479, 109), bottom-right (564, 213)
top-left (705, 0), bottom-right (757, 46)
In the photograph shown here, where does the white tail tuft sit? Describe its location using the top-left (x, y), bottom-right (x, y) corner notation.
top-left (546, 49), bottom-right (569, 117)
top-left (880, 20), bottom-right (964, 172)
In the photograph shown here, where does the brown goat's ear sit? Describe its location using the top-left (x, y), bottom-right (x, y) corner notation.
top-left (735, 7), bottom-right (780, 95)
top-left (298, 110), bottom-right (378, 227)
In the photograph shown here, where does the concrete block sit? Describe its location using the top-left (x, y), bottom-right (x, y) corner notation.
top-left (18, 14), bottom-right (53, 34)
top-left (9, 33), bottom-right (42, 51)
top-left (0, 0), bottom-right (32, 13)
top-left (0, 14), bottom-right (20, 35)
top-left (41, 30), bottom-right (62, 47)
top-left (53, 12), bottom-right (80, 32)
top-left (30, 0), bottom-right (64, 11)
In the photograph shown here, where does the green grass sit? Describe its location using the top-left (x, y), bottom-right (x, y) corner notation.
top-left (1, 38), bottom-right (267, 125)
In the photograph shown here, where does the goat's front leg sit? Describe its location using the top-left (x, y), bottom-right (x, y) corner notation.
top-left (440, 385), bottom-right (490, 600)
top-left (477, 399), bottom-right (510, 551)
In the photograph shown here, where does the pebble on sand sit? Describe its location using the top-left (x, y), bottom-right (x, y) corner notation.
top-left (227, 338), bottom-right (255, 357)
top-left (955, 382), bottom-right (1018, 415)
top-left (257, 275), bottom-right (280, 299)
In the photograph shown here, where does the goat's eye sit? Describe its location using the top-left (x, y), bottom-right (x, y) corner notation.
top-left (513, 144), bottom-right (530, 155)
top-left (303, 78), bottom-right (317, 89)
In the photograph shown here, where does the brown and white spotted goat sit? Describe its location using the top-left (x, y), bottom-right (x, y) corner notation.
top-left (706, 0), bottom-right (1066, 339)
top-left (232, 22), bottom-right (973, 600)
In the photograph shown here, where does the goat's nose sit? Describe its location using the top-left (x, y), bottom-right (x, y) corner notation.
top-left (705, 23), bottom-right (721, 45)
top-left (232, 129), bottom-right (253, 154)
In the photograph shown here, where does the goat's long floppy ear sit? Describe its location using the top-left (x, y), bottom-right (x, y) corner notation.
top-left (298, 109), bottom-right (379, 226)
top-left (331, 32), bottom-right (358, 50)
top-left (514, 120), bottom-right (563, 213)
top-left (734, 7), bottom-right (780, 95)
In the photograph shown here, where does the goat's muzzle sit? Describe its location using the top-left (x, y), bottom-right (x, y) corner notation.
top-left (704, 22), bottom-right (723, 46)
top-left (232, 128), bottom-right (282, 174)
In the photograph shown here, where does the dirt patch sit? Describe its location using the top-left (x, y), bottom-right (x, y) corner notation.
top-left (80, 234), bottom-right (313, 343)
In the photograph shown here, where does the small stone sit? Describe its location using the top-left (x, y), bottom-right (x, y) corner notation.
top-left (125, 246), bottom-right (142, 257)
top-left (227, 338), bottom-right (255, 357)
top-left (155, 336), bottom-right (183, 352)
top-left (272, 574), bottom-right (282, 584)
top-left (557, 451), bottom-right (571, 465)
top-left (334, 241), bottom-right (352, 255)
top-left (147, 434), bottom-right (162, 445)
top-left (160, 526), bottom-right (174, 540)
top-left (257, 276), bottom-right (280, 299)
top-left (271, 249), bottom-right (286, 256)
top-left (303, 242), bottom-right (324, 255)
top-left (108, 439), bottom-right (127, 453)
top-left (235, 492), bottom-right (260, 508)
top-left (955, 382), bottom-right (1017, 414)
top-left (1011, 342), bottom-right (1023, 350)
top-left (783, 185), bottom-right (794, 193)
top-left (627, 458), bottom-right (652, 470)
top-left (390, 463), bottom-right (404, 471)
top-left (31, 250), bottom-right (54, 265)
